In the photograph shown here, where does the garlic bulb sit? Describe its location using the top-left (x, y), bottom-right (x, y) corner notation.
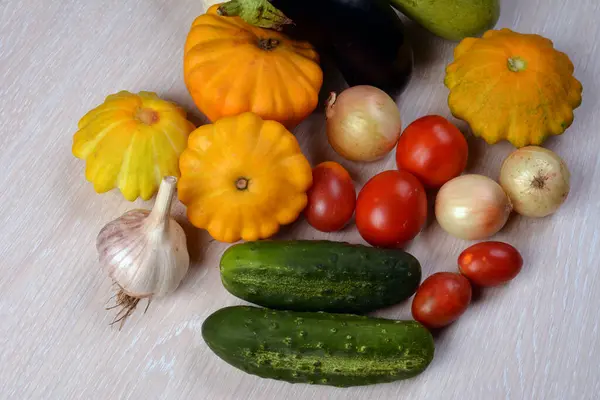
top-left (97, 176), bottom-right (190, 325)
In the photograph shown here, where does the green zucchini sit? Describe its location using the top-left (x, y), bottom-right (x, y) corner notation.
top-left (220, 240), bottom-right (421, 313)
top-left (202, 306), bottom-right (435, 387)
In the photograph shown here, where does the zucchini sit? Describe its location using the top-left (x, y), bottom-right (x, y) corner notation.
top-left (220, 240), bottom-right (421, 313)
top-left (202, 306), bottom-right (435, 387)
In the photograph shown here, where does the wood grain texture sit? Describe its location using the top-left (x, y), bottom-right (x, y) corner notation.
top-left (1, 0), bottom-right (599, 399)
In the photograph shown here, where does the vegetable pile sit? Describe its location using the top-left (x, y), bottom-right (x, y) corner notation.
top-left (71, 0), bottom-right (582, 388)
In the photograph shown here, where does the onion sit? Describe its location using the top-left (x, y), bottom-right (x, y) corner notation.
top-left (435, 174), bottom-right (512, 240)
top-left (499, 146), bottom-right (570, 218)
top-left (326, 85), bottom-right (402, 162)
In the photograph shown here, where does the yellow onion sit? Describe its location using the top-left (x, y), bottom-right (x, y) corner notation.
top-left (499, 146), bottom-right (570, 218)
top-left (435, 174), bottom-right (512, 240)
top-left (326, 85), bottom-right (402, 162)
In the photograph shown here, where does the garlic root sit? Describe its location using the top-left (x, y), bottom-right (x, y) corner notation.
top-left (105, 287), bottom-right (151, 329)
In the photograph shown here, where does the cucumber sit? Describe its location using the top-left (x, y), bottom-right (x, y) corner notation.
top-left (220, 240), bottom-right (421, 313)
top-left (202, 306), bottom-right (435, 387)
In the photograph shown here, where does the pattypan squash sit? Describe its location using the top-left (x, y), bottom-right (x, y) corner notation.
top-left (183, 5), bottom-right (323, 129)
top-left (178, 112), bottom-right (313, 243)
top-left (72, 91), bottom-right (195, 201)
top-left (445, 28), bottom-right (583, 148)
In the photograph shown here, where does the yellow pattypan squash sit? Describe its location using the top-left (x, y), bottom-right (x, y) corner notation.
top-left (178, 112), bottom-right (313, 243)
top-left (445, 28), bottom-right (583, 148)
top-left (72, 91), bottom-right (195, 201)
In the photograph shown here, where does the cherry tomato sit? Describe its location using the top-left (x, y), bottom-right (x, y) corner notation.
top-left (395, 115), bottom-right (468, 188)
top-left (305, 161), bottom-right (356, 232)
top-left (458, 241), bottom-right (523, 287)
top-left (356, 170), bottom-right (427, 248)
top-left (412, 272), bottom-right (472, 329)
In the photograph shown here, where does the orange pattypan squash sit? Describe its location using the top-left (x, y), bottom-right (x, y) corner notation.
top-left (445, 28), bottom-right (583, 148)
top-left (72, 91), bottom-right (195, 201)
top-left (183, 4), bottom-right (323, 129)
top-left (178, 112), bottom-right (313, 243)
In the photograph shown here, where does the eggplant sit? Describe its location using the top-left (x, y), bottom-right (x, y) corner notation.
top-left (219, 0), bottom-right (413, 96)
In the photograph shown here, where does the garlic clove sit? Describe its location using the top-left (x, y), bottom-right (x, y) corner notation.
top-left (97, 209), bottom-right (153, 297)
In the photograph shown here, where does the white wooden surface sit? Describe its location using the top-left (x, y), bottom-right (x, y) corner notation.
top-left (1, 0), bottom-right (599, 399)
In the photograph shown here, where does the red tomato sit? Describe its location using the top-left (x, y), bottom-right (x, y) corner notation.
top-left (305, 161), bottom-right (356, 232)
top-left (458, 241), bottom-right (523, 287)
top-left (412, 272), bottom-right (472, 329)
top-left (395, 115), bottom-right (468, 188)
top-left (356, 170), bottom-right (427, 248)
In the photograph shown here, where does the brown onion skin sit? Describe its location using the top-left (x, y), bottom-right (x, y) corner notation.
top-left (326, 85), bottom-right (402, 162)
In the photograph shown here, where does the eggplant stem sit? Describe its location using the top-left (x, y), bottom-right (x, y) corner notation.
top-left (218, 0), bottom-right (292, 30)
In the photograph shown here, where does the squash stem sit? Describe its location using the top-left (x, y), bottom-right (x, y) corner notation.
top-left (135, 107), bottom-right (160, 125)
top-left (236, 177), bottom-right (250, 191)
top-left (218, 0), bottom-right (292, 30)
top-left (507, 57), bottom-right (527, 72)
top-left (258, 38), bottom-right (280, 50)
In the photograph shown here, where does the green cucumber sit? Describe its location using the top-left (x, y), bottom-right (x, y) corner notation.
top-left (220, 240), bottom-right (421, 313)
top-left (202, 306), bottom-right (435, 387)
